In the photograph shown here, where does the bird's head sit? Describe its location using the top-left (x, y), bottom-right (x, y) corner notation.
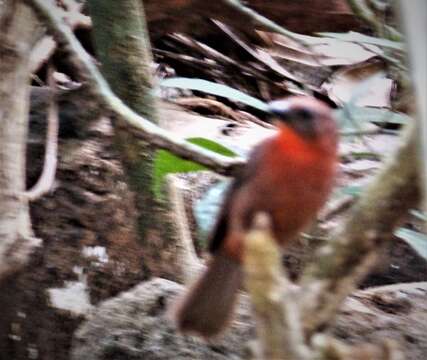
top-left (268, 96), bottom-right (337, 145)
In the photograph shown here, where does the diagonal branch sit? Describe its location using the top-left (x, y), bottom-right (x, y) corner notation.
top-left (25, 0), bottom-right (245, 177)
top-left (300, 122), bottom-right (421, 335)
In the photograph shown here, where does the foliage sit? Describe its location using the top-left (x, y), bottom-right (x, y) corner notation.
top-left (153, 137), bottom-right (236, 198)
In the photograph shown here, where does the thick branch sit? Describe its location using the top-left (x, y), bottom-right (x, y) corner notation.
top-left (243, 213), bottom-right (311, 360)
top-left (300, 122), bottom-right (421, 335)
top-left (0, 0), bottom-right (42, 280)
top-left (26, 0), bottom-right (245, 176)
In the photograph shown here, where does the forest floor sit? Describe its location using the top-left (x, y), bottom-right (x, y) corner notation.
top-left (1, 1), bottom-right (427, 359)
top-left (0, 87), bottom-right (426, 360)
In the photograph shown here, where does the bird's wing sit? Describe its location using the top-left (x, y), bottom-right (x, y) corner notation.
top-left (208, 140), bottom-right (268, 254)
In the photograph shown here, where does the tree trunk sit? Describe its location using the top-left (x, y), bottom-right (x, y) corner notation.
top-left (88, 0), bottom-right (192, 282)
top-left (0, 0), bottom-right (42, 280)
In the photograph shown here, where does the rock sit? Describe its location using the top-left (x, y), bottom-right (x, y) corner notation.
top-left (71, 278), bottom-right (255, 360)
top-left (332, 282), bottom-right (427, 360)
top-left (72, 279), bottom-right (427, 360)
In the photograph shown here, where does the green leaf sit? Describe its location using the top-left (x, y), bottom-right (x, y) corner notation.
top-left (317, 31), bottom-right (404, 51)
top-left (395, 228), bottom-right (427, 260)
top-left (152, 137), bottom-right (237, 198)
top-left (160, 77), bottom-right (269, 112)
top-left (186, 138), bottom-right (237, 157)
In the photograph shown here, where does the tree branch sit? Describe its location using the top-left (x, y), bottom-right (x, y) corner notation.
top-left (300, 122), bottom-right (421, 335)
top-left (24, 65), bottom-right (58, 201)
top-left (313, 334), bottom-right (404, 360)
top-left (243, 212), bottom-right (405, 360)
top-left (25, 0), bottom-right (245, 177)
top-left (243, 213), bottom-right (311, 360)
top-left (0, 0), bottom-right (43, 280)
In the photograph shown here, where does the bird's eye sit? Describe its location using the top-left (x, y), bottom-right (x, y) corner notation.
top-left (295, 108), bottom-right (314, 121)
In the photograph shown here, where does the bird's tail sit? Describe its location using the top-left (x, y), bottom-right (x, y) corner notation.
top-left (172, 253), bottom-right (242, 338)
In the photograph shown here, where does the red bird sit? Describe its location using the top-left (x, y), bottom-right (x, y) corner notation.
top-left (173, 96), bottom-right (338, 338)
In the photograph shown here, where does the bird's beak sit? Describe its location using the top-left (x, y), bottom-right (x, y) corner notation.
top-left (267, 100), bottom-right (293, 123)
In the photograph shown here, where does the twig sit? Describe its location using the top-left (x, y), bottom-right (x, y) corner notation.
top-left (212, 19), bottom-right (302, 83)
top-left (24, 65), bottom-right (59, 201)
top-left (29, 1), bottom-right (90, 74)
top-left (26, 0), bottom-right (245, 177)
top-left (243, 213), bottom-right (311, 360)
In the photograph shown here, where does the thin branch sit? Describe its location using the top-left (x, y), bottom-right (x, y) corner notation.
top-left (26, 0), bottom-right (245, 177)
top-left (29, 1), bottom-right (90, 74)
top-left (24, 65), bottom-right (59, 201)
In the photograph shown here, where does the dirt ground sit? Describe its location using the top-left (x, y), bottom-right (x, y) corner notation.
top-left (0, 91), bottom-right (147, 360)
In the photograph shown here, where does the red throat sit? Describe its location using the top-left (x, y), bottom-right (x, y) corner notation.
top-left (275, 126), bottom-right (332, 163)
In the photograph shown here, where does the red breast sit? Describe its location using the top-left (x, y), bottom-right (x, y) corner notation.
top-left (221, 97), bottom-right (338, 261)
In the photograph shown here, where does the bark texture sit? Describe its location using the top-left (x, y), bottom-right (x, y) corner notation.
top-left (88, 0), bottom-right (191, 281)
top-left (0, 0), bottom-right (42, 280)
